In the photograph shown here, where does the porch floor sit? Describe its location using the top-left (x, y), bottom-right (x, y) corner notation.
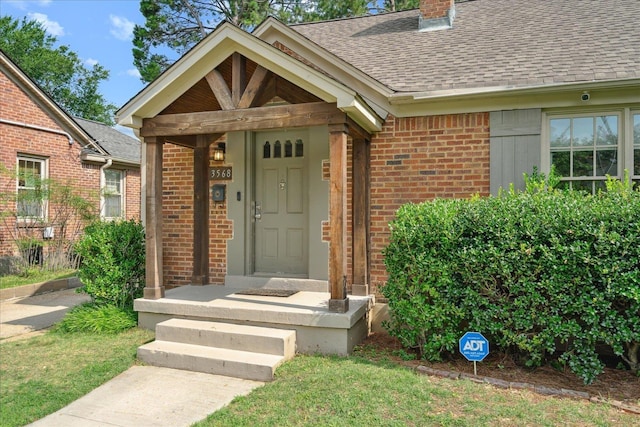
top-left (135, 285), bottom-right (373, 355)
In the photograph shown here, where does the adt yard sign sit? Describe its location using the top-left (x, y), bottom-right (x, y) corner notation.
top-left (459, 332), bottom-right (489, 362)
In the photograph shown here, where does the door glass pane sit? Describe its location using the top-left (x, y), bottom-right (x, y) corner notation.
top-left (263, 141), bottom-right (271, 159)
top-left (274, 140), bottom-right (281, 158)
top-left (573, 151), bottom-right (593, 177)
top-left (595, 115), bottom-right (617, 146)
top-left (284, 140), bottom-right (292, 158)
top-left (295, 139), bottom-right (303, 157)
top-left (551, 151), bottom-right (570, 176)
top-left (595, 150), bottom-right (617, 177)
top-left (550, 118), bottom-right (570, 147)
top-left (573, 117), bottom-right (594, 146)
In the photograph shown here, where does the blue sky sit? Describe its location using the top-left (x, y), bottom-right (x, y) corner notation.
top-left (2, 0), bottom-right (147, 121)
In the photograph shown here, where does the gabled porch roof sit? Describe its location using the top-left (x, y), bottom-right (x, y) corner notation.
top-left (118, 22), bottom-right (375, 314)
top-left (116, 22), bottom-right (382, 134)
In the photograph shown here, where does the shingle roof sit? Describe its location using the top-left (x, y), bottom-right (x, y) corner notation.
top-left (74, 117), bottom-right (140, 164)
top-left (291, 0), bottom-right (640, 93)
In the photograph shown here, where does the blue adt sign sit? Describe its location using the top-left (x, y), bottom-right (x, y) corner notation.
top-left (459, 332), bottom-right (489, 362)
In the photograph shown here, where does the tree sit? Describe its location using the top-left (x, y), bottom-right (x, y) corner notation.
top-left (133, 0), bottom-right (421, 83)
top-left (0, 16), bottom-right (117, 125)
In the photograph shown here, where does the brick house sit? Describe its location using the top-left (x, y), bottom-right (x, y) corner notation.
top-left (117, 0), bottom-right (639, 356)
top-left (0, 50), bottom-right (141, 271)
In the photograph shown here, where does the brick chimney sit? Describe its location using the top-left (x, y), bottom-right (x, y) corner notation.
top-left (419, 0), bottom-right (455, 31)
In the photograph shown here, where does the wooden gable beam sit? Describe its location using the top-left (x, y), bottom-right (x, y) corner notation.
top-left (205, 70), bottom-right (234, 110)
top-left (237, 65), bottom-right (272, 109)
top-left (141, 102), bottom-right (345, 136)
top-left (232, 53), bottom-right (246, 107)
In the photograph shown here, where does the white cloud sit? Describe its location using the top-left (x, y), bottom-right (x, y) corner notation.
top-left (109, 15), bottom-right (135, 41)
top-left (27, 12), bottom-right (64, 36)
top-left (85, 58), bottom-right (99, 67)
top-left (126, 68), bottom-right (142, 79)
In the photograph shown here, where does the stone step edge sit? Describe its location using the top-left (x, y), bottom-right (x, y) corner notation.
top-left (138, 340), bottom-right (286, 381)
top-left (156, 318), bottom-right (296, 359)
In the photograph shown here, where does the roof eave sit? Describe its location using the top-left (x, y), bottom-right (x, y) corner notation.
top-left (254, 18), bottom-right (393, 109)
top-left (117, 22), bottom-right (382, 133)
top-left (388, 78), bottom-right (640, 116)
top-left (0, 52), bottom-right (108, 156)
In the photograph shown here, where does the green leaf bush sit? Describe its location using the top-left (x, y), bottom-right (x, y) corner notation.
top-left (53, 303), bottom-right (138, 334)
top-left (382, 175), bottom-right (640, 384)
top-left (74, 220), bottom-right (145, 310)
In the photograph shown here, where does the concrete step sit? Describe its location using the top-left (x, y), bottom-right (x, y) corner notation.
top-left (155, 318), bottom-right (296, 358)
top-left (138, 340), bottom-right (285, 382)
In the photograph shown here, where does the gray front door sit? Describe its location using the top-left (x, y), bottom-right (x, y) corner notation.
top-left (254, 130), bottom-right (309, 275)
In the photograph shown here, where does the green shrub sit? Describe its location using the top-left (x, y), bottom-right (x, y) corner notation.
top-left (74, 220), bottom-right (145, 309)
top-left (383, 175), bottom-right (640, 384)
top-left (53, 303), bottom-right (137, 334)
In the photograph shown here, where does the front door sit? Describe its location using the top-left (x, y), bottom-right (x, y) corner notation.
top-left (254, 130), bottom-right (309, 276)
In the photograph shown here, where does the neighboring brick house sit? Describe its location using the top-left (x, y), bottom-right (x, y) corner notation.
top-left (0, 50), bottom-right (141, 271)
top-left (117, 0), bottom-right (640, 310)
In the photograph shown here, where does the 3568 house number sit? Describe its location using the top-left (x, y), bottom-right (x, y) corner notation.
top-left (210, 167), bottom-right (232, 180)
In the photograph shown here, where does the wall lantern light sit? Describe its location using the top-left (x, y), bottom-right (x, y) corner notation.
top-left (213, 143), bottom-right (226, 162)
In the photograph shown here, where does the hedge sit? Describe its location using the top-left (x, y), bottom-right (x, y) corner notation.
top-left (382, 175), bottom-right (640, 384)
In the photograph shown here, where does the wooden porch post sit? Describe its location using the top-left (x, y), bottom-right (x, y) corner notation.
top-left (328, 125), bottom-right (349, 312)
top-left (192, 135), bottom-right (211, 285)
top-left (352, 138), bottom-right (370, 296)
top-left (144, 136), bottom-right (165, 299)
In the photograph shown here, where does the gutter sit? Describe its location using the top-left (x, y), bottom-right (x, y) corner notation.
top-left (99, 158), bottom-right (113, 217)
top-left (389, 78), bottom-right (640, 104)
top-left (0, 118), bottom-right (74, 145)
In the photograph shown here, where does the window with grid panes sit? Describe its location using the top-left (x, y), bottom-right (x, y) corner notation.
top-left (17, 156), bottom-right (46, 219)
top-left (103, 169), bottom-right (123, 218)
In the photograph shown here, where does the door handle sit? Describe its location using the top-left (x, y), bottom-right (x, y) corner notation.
top-left (254, 202), bottom-right (262, 220)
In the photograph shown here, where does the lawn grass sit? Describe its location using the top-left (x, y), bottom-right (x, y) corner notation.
top-left (1, 329), bottom-right (637, 427)
top-left (0, 268), bottom-right (76, 289)
top-left (197, 354), bottom-right (640, 427)
top-left (0, 328), bottom-right (154, 427)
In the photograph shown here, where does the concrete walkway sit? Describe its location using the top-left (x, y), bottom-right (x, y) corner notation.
top-left (29, 366), bottom-right (263, 427)
top-left (0, 288), bottom-right (264, 426)
top-left (0, 288), bottom-right (90, 340)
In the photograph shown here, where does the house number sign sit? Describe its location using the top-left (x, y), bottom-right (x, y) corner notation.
top-left (210, 167), bottom-right (232, 180)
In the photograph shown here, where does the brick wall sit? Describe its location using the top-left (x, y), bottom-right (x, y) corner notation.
top-left (0, 71), bottom-right (98, 257)
top-left (158, 113), bottom-right (490, 292)
top-left (367, 113), bottom-right (490, 295)
top-left (125, 169), bottom-right (141, 220)
top-left (161, 140), bottom-right (231, 287)
top-left (0, 70), bottom-right (141, 260)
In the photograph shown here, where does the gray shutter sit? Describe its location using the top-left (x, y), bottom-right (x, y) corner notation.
top-left (490, 109), bottom-right (542, 195)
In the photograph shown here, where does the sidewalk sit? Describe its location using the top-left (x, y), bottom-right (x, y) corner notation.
top-left (1, 288), bottom-right (264, 426)
top-left (0, 287), bottom-right (90, 340)
top-left (29, 366), bottom-right (262, 427)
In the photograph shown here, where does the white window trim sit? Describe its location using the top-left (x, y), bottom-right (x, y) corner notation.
top-left (16, 155), bottom-right (48, 221)
top-left (101, 169), bottom-right (126, 220)
top-left (630, 110), bottom-right (640, 181)
top-left (542, 106), bottom-right (640, 189)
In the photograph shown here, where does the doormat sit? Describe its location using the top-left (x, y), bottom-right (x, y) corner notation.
top-left (234, 288), bottom-right (299, 297)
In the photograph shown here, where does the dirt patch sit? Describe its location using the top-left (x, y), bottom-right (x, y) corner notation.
top-left (356, 333), bottom-right (640, 408)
